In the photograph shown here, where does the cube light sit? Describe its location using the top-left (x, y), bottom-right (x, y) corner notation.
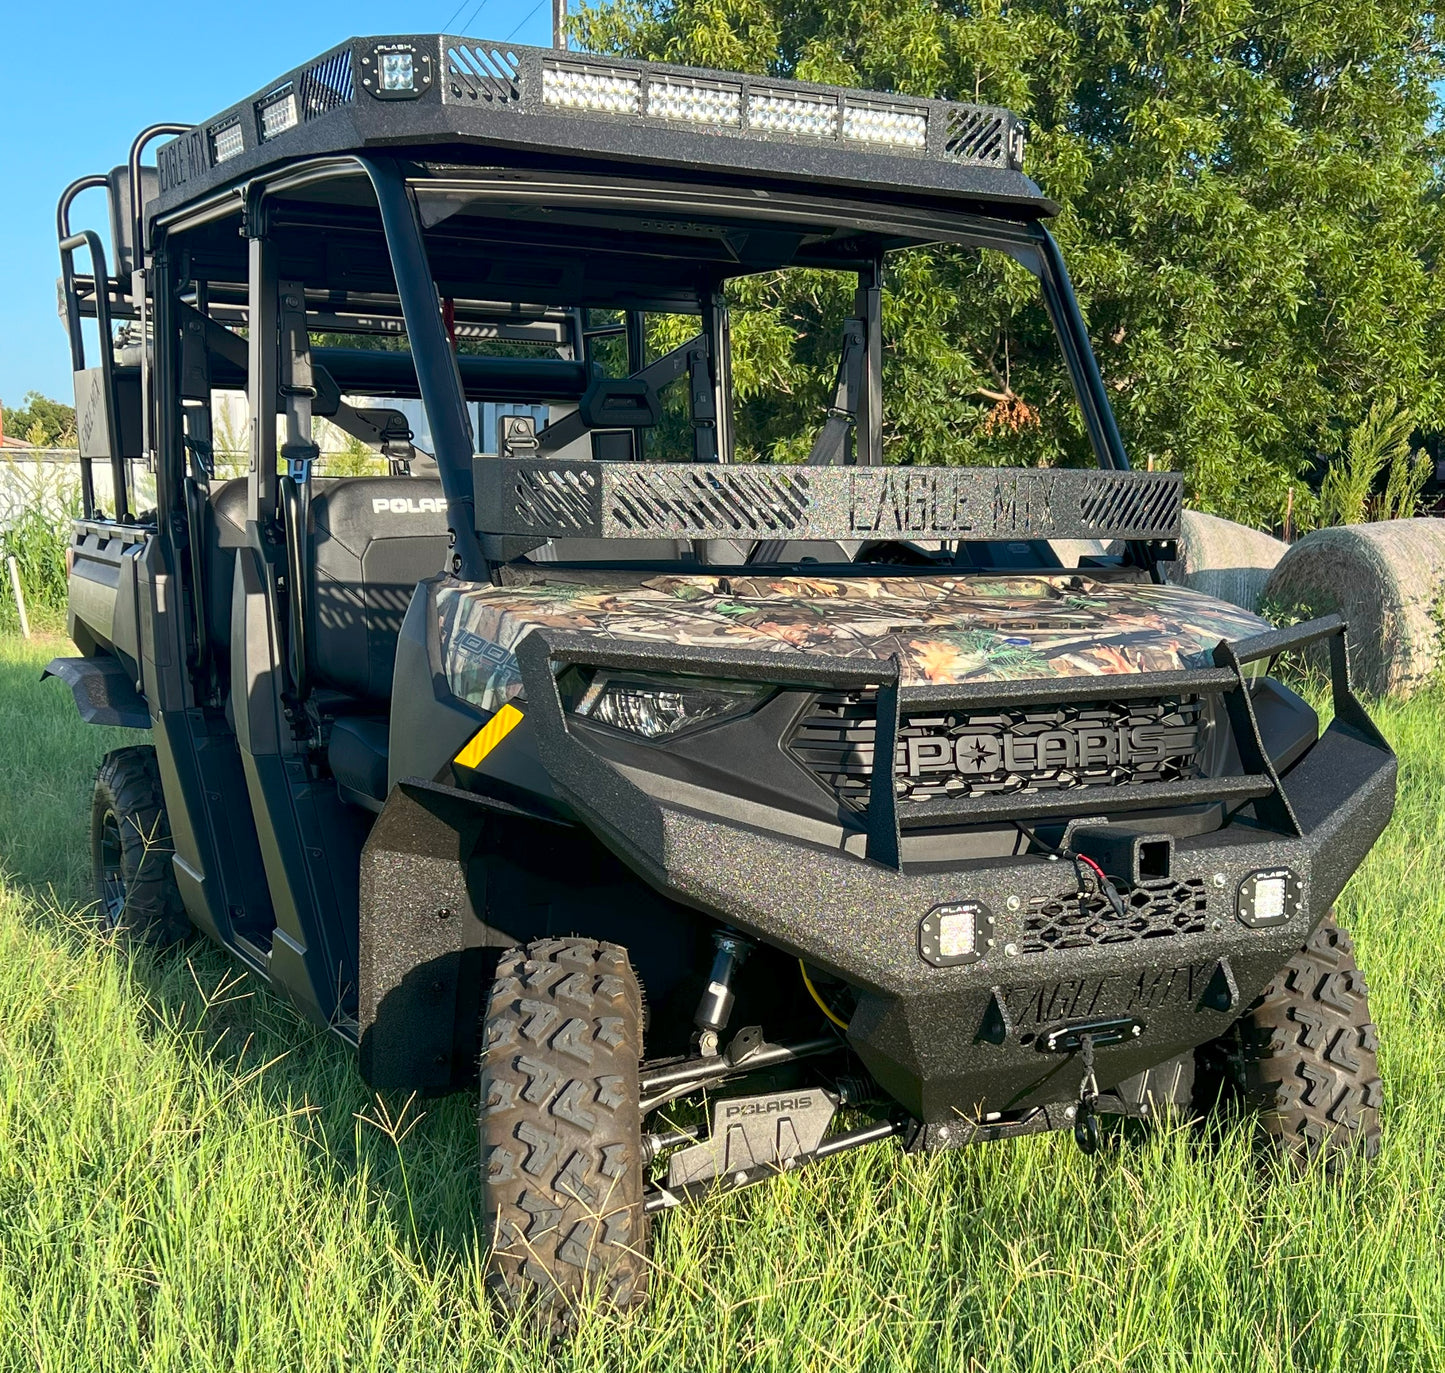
top-left (1253, 875), bottom-right (1287, 922)
top-left (380, 51), bottom-right (416, 92)
top-left (937, 907), bottom-right (976, 959)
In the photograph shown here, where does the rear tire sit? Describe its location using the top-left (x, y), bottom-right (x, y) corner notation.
top-left (89, 746), bottom-right (190, 947)
top-left (1199, 914), bottom-right (1382, 1170)
top-left (479, 937), bottom-right (648, 1321)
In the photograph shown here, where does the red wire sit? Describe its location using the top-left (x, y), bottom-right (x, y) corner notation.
top-left (1075, 853), bottom-right (1109, 887)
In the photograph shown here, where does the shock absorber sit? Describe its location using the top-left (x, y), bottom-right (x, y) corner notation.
top-left (693, 930), bottom-right (753, 1056)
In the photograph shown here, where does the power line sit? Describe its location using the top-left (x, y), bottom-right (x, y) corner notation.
top-left (440, 0), bottom-right (473, 32)
top-left (506, 0), bottom-right (547, 41)
top-left (443, 0), bottom-right (495, 36)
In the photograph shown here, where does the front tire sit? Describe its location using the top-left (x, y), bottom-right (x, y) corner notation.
top-left (89, 746), bottom-right (190, 947)
top-left (479, 937), bottom-right (648, 1319)
top-left (1200, 914), bottom-right (1383, 1170)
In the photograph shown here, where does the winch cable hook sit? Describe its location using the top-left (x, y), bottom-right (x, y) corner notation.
top-left (1073, 1032), bottom-right (1101, 1156)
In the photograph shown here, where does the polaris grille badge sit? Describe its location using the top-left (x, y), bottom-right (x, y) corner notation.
top-left (903, 720), bottom-right (1200, 777)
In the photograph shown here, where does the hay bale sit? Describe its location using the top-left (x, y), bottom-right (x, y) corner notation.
top-left (1261, 519), bottom-right (1445, 697)
top-left (1163, 511), bottom-right (1287, 613)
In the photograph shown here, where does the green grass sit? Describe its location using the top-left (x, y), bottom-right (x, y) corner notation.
top-left (1, 629), bottom-right (1443, 1370)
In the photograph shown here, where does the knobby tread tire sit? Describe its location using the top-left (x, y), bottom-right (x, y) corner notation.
top-left (479, 937), bottom-right (648, 1318)
top-left (1239, 914), bottom-right (1383, 1171)
top-left (89, 746), bottom-right (190, 947)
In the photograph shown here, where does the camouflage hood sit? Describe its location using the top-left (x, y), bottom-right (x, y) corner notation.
top-left (436, 570), bottom-right (1268, 715)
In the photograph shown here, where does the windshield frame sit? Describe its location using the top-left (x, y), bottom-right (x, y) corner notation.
top-left (155, 152), bottom-right (1134, 580)
top-left (402, 164), bottom-right (1130, 478)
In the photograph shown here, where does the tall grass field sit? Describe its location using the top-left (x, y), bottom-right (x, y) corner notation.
top-left (0, 627), bottom-right (1442, 1370)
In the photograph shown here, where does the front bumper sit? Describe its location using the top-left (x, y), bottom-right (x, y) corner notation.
top-left (515, 618), bottom-right (1396, 1122)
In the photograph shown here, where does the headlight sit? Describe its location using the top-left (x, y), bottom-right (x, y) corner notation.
top-left (569, 671), bottom-right (772, 740)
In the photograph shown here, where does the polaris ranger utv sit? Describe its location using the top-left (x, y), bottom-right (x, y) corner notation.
top-left (51, 33), bottom-right (1394, 1314)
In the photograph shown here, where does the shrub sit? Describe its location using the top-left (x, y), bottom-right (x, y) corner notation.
top-left (1317, 399), bottom-right (1429, 528)
top-left (0, 461), bottom-right (81, 631)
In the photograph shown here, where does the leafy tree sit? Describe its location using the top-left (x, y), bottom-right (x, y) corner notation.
top-left (2, 392), bottom-right (77, 448)
top-left (573, 0), bottom-right (1444, 525)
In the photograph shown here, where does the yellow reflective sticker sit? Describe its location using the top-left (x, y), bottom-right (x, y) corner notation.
top-left (454, 703), bottom-right (524, 769)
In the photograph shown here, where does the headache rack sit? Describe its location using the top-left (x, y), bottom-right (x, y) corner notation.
top-left (474, 460), bottom-right (1184, 544)
top-left (523, 615), bottom-right (1371, 870)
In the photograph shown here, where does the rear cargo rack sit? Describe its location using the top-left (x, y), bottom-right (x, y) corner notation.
top-left (522, 613), bottom-right (1370, 870)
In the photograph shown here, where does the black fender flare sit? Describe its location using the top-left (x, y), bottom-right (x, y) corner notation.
top-left (42, 655), bottom-right (150, 729)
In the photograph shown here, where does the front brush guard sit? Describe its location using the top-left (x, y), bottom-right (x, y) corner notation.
top-left (511, 616), bottom-right (1395, 1121)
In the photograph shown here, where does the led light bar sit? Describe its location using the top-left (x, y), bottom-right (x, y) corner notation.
top-left (258, 87), bottom-right (299, 141)
top-left (542, 61), bottom-right (641, 114)
top-left (647, 76), bottom-right (742, 128)
top-left (747, 89), bottom-right (838, 138)
top-left (209, 118), bottom-right (245, 164)
top-left (843, 100), bottom-right (928, 149)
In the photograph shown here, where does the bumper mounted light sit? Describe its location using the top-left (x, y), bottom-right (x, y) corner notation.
top-left (920, 901), bottom-right (993, 967)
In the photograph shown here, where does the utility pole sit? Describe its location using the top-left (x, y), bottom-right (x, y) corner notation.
top-left (552, 0), bottom-right (566, 48)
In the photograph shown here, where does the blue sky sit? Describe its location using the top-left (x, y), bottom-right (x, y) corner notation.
top-left (0, 0), bottom-right (554, 412)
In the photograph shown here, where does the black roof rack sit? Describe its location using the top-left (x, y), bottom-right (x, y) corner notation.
top-left (152, 35), bottom-right (1050, 220)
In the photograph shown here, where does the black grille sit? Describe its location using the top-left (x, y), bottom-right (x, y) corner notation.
top-left (299, 50), bottom-right (355, 119)
top-left (1078, 471), bottom-right (1182, 535)
top-left (790, 692), bottom-right (879, 806)
top-left (1020, 878), bottom-right (1210, 953)
top-left (944, 108), bottom-right (1009, 164)
top-left (446, 44), bottom-right (521, 103)
top-left (789, 692), bottom-right (1205, 811)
